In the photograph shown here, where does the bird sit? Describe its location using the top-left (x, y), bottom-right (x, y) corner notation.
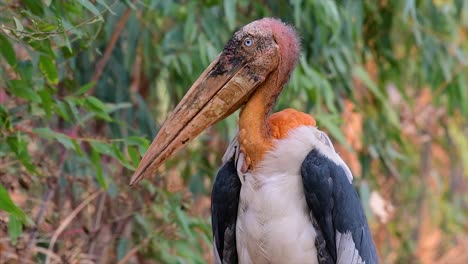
top-left (130, 18), bottom-right (378, 264)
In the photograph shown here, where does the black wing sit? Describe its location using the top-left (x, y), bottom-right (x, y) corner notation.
top-left (211, 157), bottom-right (241, 264)
top-left (301, 149), bottom-right (378, 264)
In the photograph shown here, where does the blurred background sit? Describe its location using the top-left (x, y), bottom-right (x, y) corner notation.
top-left (0, 0), bottom-right (466, 263)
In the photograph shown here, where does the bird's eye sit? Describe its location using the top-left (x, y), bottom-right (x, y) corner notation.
top-left (243, 37), bottom-right (254, 47)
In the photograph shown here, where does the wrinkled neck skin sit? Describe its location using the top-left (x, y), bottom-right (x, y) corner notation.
top-left (238, 68), bottom-right (287, 170)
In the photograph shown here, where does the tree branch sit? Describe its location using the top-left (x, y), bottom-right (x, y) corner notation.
top-left (89, 1), bottom-right (136, 94)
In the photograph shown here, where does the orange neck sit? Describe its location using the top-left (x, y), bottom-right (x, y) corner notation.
top-left (238, 75), bottom-right (317, 171)
top-left (238, 73), bottom-right (281, 170)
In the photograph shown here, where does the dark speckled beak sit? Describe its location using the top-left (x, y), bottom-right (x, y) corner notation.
top-left (129, 53), bottom-right (270, 185)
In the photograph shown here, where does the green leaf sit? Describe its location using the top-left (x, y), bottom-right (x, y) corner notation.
top-left (353, 66), bottom-right (399, 127)
top-left (54, 100), bottom-right (71, 121)
top-left (0, 34), bottom-right (17, 67)
top-left (37, 21), bottom-right (57, 32)
top-left (353, 66), bottom-right (385, 101)
top-left (179, 53), bottom-right (193, 74)
top-left (125, 136), bottom-right (150, 156)
top-left (8, 214), bottom-right (23, 245)
top-left (84, 96), bottom-right (112, 121)
top-left (127, 146), bottom-right (140, 168)
top-left (29, 39), bottom-right (55, 57)
top-left (175, 207), bottom-right (191, 235)
top-left (22, 0), bottom-right (44, 15)
top-left (38, 89), bottom-right (53, 118)
top-left (65, 99), bottom-right (81, 123)
top-left (359, 182), bottom-right (372, 219)
top-left (17, 60), bottom-right (33, 82)
top-left (39, 55), bottom-right (59, 85)
top-left (122, 0), bottom-right (136, 9)
top-left (116, 238), bottom-right (129, 261)
top-left (105, 102), bottom-right (132, 113)
top-left (7, 80), bottom-right (41, 102)
top-left (91, 148), bottom-right (107, 189)
top-left (184, 9), bottom-right (197, 43)
top-left (74, 82), bottom-right (95, 95)
top-left (61, 34), bottom-right (73, 56)
top-left (111, 143), bottom-right (134, 170)
top-left (0, 185), bottom-right (26, 222)
top-left (90, 141), bottom-right (113, 155)
top-left (72, 140), bottom-right (83, 156)
top-left (0, 105), bottom-right (11, 130)
top-left (97, 0), bottom-right (116, 15)
top-left (224, 0), bottom-right (237, 31)
top-left (13, 17), bottom-right (24, 32)
top-left (6, 135), bottom-right (36, 173)
top-left (77, 0), bottom-right (103, 20)
top-left (291, 0), bottom-right (302, 27)
top-left (91, 141), bottom-right (134, 170)
top-left (32, 128), bottom-right (76, 150)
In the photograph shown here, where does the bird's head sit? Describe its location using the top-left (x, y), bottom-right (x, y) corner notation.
top-left (130, 18), bottom-right (300, 185)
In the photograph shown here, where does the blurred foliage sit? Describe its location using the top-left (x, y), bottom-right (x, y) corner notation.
top-left (0, 0), bottom-right (467, 263)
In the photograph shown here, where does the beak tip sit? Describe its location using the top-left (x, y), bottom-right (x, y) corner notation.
top-left (129, 157), bottom-right (162, 186)
top-left (129, 172), bottom-right (142, 186)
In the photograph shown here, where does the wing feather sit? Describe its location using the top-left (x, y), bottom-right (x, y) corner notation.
top-left (211, 157), bottom-right (241, 263)
top-left (301, 148), bottom-right (378, 264)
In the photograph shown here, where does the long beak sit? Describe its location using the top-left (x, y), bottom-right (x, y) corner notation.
top-left (130, 54), bottom-right (269, 185)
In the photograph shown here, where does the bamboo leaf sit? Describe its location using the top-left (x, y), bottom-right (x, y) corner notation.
top-left (84, 96), bottom-right (111, 120)
top-left (8, 215), bottom-right (23, 245)
top-left (224, 0), bottom-right (237, 31)
top-left (91, 148), bottom-right (107, 189)
top-left (74, 82), bottom-right (95, 95)
top-left (38, 89), bottom-right (53, 118)
top-left (6, 135), bottom-right (36, 173)
top-left (77, 0), bottom-right (103, 20)
top-left (39, 55), bottom-right (59, 84)
top-left (13, 17), bottom-right (24, 32)
top-left (97, 0), bottom-right (116, 15)
top-left (7, 80), bottom-right (41, 102)
top-left (0, 185), bottom-right (26, 222)
top-left (32, 128), bottom-right (76, 150)
top-left (0, 34), bottom-right (17, 67)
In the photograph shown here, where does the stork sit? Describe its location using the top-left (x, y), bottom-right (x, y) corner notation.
top-left (130, 18), bottom-right (378, 264)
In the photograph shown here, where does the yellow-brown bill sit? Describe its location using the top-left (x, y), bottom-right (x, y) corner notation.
top-left (130, 55), bottom-right (274, 185)
top-left (129, 22), bottom-right (283, 185)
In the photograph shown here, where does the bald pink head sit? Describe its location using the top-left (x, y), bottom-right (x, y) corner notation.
top-left (215, 18), bottom-right (301, 84)
top-left (257, 18), bottom-right (300, 74)
top-left (242, 18), bottom-right (300, 81)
